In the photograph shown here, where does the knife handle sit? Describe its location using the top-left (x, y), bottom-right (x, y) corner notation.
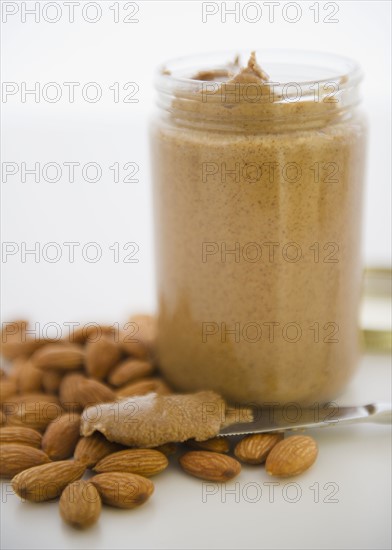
top-left (367, 403), bottom-right (392, 424)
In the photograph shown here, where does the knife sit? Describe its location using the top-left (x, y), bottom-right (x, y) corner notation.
top-left (218, 403), bottom-right (392, 436)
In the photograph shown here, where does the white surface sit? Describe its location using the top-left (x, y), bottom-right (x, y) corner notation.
top-left (1, 352), bottom-right (391, 550)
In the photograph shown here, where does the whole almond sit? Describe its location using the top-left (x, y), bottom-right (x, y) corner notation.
top-left (41, 370), bottom-right (64, 394)
top-left (0, 379), bottom-right (18, 403)
top-left (85, 337), bottom-right (122, 380)
top-left (179, 451), bottom-right (241, 482)
top-left (108, 359), bottom-right (155, 387)
top-left (94, 449), bottom-right (168, 477)
top-left (74, 433), bottom-right (124, 468)
top-left (17, 360), bottom-right (43, 393)
top-left (59, 480), bottom-right (101, 529)
top-left (70, 324), bottom-right (117, 345)
top-left (187, 437), bottom-right (230, 454)
top-left (116, 377), bottom-right (171, 398)
top-left (0, 426), bottom-right (42, 448)
top-left (12, 460), bottom-right (86, 502)
top-left (5, 400), bottom-right (63, 432)
top-left (60, 374), bottom-right (115, 410)
top-left (234, 433), bottom-right (284, 464)
top-left (0, 444), bottom-right (51, 477)
top-left (32, 344), bottom-right (85, 371)
top-left (1, 321), bottom-right (50, 360)
top-left (90, 472), bottom-right (154, 509)
top-left (265, 435), bottom-right (318, 477)
top-left (154, 442), bottom-right (177, 456)
top-left (42, 413), bottom-right (81, 460)
top-left (0, 410), bottom-right (6, 426)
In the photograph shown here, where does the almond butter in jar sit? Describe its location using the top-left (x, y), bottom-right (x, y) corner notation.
top-left (150, 50), bottom-right (367, 406)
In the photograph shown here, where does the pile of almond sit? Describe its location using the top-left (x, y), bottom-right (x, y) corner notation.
top-left (0, 317), bottom-right (318, 529)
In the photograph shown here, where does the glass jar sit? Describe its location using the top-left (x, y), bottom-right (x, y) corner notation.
top-left (150, 50), bottom-right (367, 406)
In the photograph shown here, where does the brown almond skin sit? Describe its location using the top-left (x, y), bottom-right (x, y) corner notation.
top-left (94, 449), bottom-right (168, 477)
top-left (179, 451), bottom-right (241, 482)
top-left (153, 442), bottom-right (177, 456)
top-left (32, 344), bottom-right (85, 371)
top-left (0, 444), bottom-right (51, 477)
top-left (12, 460), bottom-right (86, 502)
top-left (17, 360), bottom-right (43, 393)
top-left (5, 400), bottom-right (64, 432)
top-left (265, 435), bottom-right (318, 477)
top-left (70, 325), bottom-right (117, 345)
top-left (59, 481), bottom-right (101, 529)
top-left (41, 370), bottom-right (64, 394)
top-left (42, 413), bottom-right (81, 460)
top-left (0, 426), bottom-right (42, 448)
top-left (59, 374), bottom-right (115, 411)
top-left (74, 434), bottom-right (124, 468)
top-left (85, 337), bottom-right (122, 380)
top-left (0, 410), bottom-right (6, 426)
top-left (234, 433), bottom-right (284, 464)
top-left (116, 377), bottom-right (171, 398)
top-left (90, 472), bottom-right (154, 509)
top-left (108, 359), bottom-right (155, 387)
top-left (0, 379), bottom-right (18, 403)
top-left (187, 437), bottom-right (230, 454)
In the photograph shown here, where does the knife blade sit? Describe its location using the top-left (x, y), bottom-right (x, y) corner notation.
top-left (218, 402), bottom-right (392, 437)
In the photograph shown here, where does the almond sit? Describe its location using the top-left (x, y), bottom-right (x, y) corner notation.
top-left (59, 374), bottom-right (115, 410)
top-left (179, 451), bottom-right (241, 482)
top-left (59, 480), bottom-right (101, 529)
top-left (5, 399), bottom-right (63, 432)
top-left (0, 410), bottom-right (6, 426)
top-left (85, 337), bottom-right (122, 380)
top-left (154, 442), bottom-right (177, 456)
top-left (41, 370), bottom-right (64, 394)
top-left (234, 433), bottom-right (284, 464)
top-left (42, 413), bottom-right (81, 460)
top-left (108, 359), bottom-right (155, 387)
top-left (0, 379), bottom-right (18, 403)
top-left (0, 444), bottom-right (51, 477)
top-left (12, 460), bottom-right (86, 502)
top-left (90, 472), bottom-right (154, 509)
top-left (187, 437), bottom-right (230, 454)
top-left (17, 359), bottom-right (43, 393)
top-left (32, 344), bottom-right (85, 371)
top-left (1, 320), bottom-right (50, 359)
top-left (265, 435), bottom-right (318, 477)
top-left (94, 449), bottom-right (168, 477)
top-left (119, 321), bottom-right (150, 359)
top-left (70, 324), bottom-right (117, 345)
top-left (116, 377), bottom-right (171, 398)
top-left (0, 426), bottom-right (42, 448)
top-left (74, 433), bottom-right (124, 468)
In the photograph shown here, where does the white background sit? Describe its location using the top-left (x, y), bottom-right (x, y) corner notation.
top-left (1, 1), bottom-right (391, 549)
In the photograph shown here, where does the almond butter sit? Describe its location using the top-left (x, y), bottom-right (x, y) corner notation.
top-left (59, 480), bottom-right (101, 529)
top-left (90, 472), bottom-right (154, 509)
top-left (179, 451), bottom-right (241, 482)
top-left (234, 433), bottom-right (284, 464)
top-left (12, 460), bottom-right (86, 502)
top-left (0, 426), bottom-right (42, 448)
top-left (116, 377), bottom-right (171, 398)
top-left (128, 314), bottom-right (157, 353)
top-left (265, 435), bottom-right (318, 477)
top-left (108, 359), bottom-right (155, 387)
top-left (42, 413), bottom-right (81, 460)
top-left (32, 344), bottom-right (85, 371)
top-left (59, 374), bottom-right (115, 410)
top-left (85, 337), bottom-right (122, 380)
top-left (94, 449), bottom-right (168, 477)
top-left (0, 444), bottom-right (51, 477)
top-left (74, 433), bottom-right (124, 468)
top-left (187, 437), bottom-right (230, 454)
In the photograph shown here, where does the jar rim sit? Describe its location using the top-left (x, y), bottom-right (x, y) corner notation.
top-left (155, 49), bottom-right (362, 92)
